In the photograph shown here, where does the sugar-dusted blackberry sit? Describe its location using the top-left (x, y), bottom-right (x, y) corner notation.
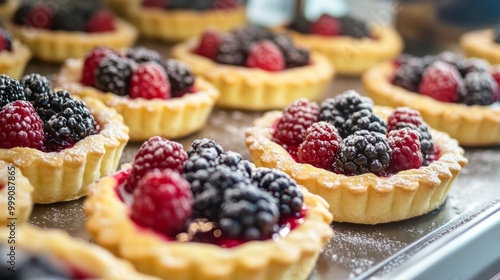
top-left (334, 130), bottom-right (391, 176)
top-left (342, 109), bottom-right (387, 138)
top-left (94, 55), bottom-right (137, 96)
top-left (162, 59), bottom-right (195, 97)
top-left (394, 53), bottom-right (417, 67)
top-left (189, 0), bottom-right (213, 10)
top-left (219, 186), bottom-right (279, 240)
top-left (394, 122), bottom-right (434, 166)
top-left (187, 138), bottom-right (224, 157)
top-left (45, 99), bottom-right (97, 151)
top-left (457, 58), bottom-right (490, 77)
top-left (272, 33), bottom-right (293, 52)
top-left (51, 8), bottom-right (86, 31)
top-left (0, 28), bottom-right (12, 51)
top-left (231, 25), bottom-right (273, 49)
top-left (392, 58), bottom-right (427, 92)
top-left (272, 33), bottom-right (309, 68)
top-left (251, 167), bottom-right (303, 218)
top-left (437, 51), bottom-right (463, 68)
top-left (272, 98), bottom-right (319, 147)
top-left (126, 47), bottom-right (162, 64)
top-left (339, 16), bottom-right (371, 38)
top-left (297, 121), bottom-right (342, 170)
top-left (32, 89), bottom-right (72, 123)
top-left (217, 151), bottom-right (252, 177)
top-left (20, 73), bottom-right (52, 102)
top-left (215, 34), bottom-right (246, 66)
top-left (458, 72), bottom-right (498, 105)
top-left (0, 74), bottom-right (26, 108)
top-left (319, 90), bottom-right (373, 137)
top-left (288, 16), bottom-right (311, 34)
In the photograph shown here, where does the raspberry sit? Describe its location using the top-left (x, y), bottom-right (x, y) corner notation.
top-left (86, 10), bottom-right (115, 33)
top-left (143, 0), bottom-right (167, 8)
top-left (215, 34), bottom-right (246, 66)
top-left (126, 47), bottom-right (162, 64)
top-left (392, 58), bottom-right (427, 92)
top-left (251, 168), bottom-right (303, 218)
top-left (0, 101), bottom-right (44, 150)
top-left (296, 121), bottom-right (341, 170)
top-left (214, 0), bottom-right (239, 9)
top-left (125, 136), bottom-right (188, 193)
top-left (194, 29), bottom-right (222, 60)
top-left (342, 109), bottom-right (387, 137)
top-left (219, 186), bottom-right (279, 241)
top-left (0, 74), bottom-right (27, 108)
top-left (0, 29), bottom-right (12, 52)
top-left (310, 14), bottom-right (340, 36)
top-left (491, 65), bottom-right (500, 102)
top-left (334, 130), bottom-right (391, 176)
top-left (130, 170), bottom-right (193, 236)
top-left (458, 72), bottom-right (498, 105)
top-left (32, 89), bottom-right (72, 123)
top-left (394, 123), bottom-right (434, 166)
top-left (246, 40), bottom-right (285, 72)
top-left (51, 8), bottom-right (85, 31)
top-left (94, 55), bottom-right (137, 96)
top-left (26, 5), bottom-right (53, 29)
top-left (162, 59), bottom-right (195, 98)
top-left (418, 61), bottom-right (462, 103)
top-left (130, 62), bottom-right (170, 100)
top-left (339, 16), bottom-right (371, 38)
top-left (387, 128), bottom-right (423, 173)
top-left (20, 73), bottom-right (52, 102)
top-left (272, 98), bottom-right (319, 148)
top-left (217, 151), bottom-right (252, 178)
top-left (81, 47), bottom-right (117, 87)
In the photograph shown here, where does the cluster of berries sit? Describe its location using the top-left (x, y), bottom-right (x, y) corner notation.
top-left (393, 51), bottom-right (500, 105)
top-left (194, 26), bottom-right (310, 71)
top-left (81, 47), bottom-right (195, 100)
top-left (14, 2), bottom-right (115, 33)
top-left (0, 28), bottom-right (12, 52)
top-left (289, 14), bottom-right (372, 39)
top-left (143, 0), bottom-right (240, 10)
top-left (123, 137), bottom-right (304, 244)
top-left (272, 91), bottom-right (437, 176)
top-left (0, 74), bottom-right (96, 152)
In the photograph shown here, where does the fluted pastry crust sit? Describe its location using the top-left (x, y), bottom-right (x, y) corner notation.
top-left (0, 39), bottom-right (31, 79)
top-left (0, 160), bottom-right (33, 224)
top-left (460, 29), bottom-right (500, 65)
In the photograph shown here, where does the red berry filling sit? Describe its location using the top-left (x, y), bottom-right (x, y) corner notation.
top-left (310, 14), bottom-right (340, 36)
top-left (289, 14), bottom-right (373, 39)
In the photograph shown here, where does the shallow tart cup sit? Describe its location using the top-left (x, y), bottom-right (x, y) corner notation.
top-left (0, 96), bottom-right (129, 204)
top-left (0, 38), bottom-right (31, 79)
top-left (4, 18), bottom-right (138, 63)
top-left (0, 160), bottom-right (32, 224)
top-left (362, 62), bottom-right (500, 146)
top-left (84, 167), bottom-right (334, 280)
top-left (56, 58), bottom-right (220, 141)
top-left (171, 39), bottom-right (334, 110)
top-left (245, 106), bottom-right (467, 224)
top-left (0, 225), bottom-right (159, 279)
top-left (287, 25), bottom-right (403, 76)
top-left (460, 29), bottom-right (500, 65)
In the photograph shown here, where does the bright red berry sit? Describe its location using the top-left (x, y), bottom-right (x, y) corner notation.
top-left (387, 127), bottom-right (423, 173)
top-left (310, 14), bottom-right (340, 36)
top-left (0, 100), bottom-right (44, 150)
top-left (418, 61), bottom-right (462, 103)
top-left (297, 121), bottom-right (341, 170)
top-left (86, 11), bottom-right (116, 33)
top-left (125, 136), bottom-right (187, 193)
top-left (194, 30), bottom-right (222, 60)
top-left (246, 40), bottom-right (285, 72)
top-left (490, 65), bottom-right (500, 102)
top-left (130, 170), bottom-right (193, 236)
top-left (142, 0), bottom-right (167, 8)
top-left (214, 0), bottom-right (238, 9)
top-left (387, 107), bottom-right (424, 132)
top-left (26, 5), bottom-right (53, 29)
top-left (130, 62), bottom-right (170, 100)
top-left (80, 47), bottom-right (117, 86)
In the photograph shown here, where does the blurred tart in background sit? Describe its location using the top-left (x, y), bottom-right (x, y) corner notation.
top-left (0, 28), bottom-right (31, 79)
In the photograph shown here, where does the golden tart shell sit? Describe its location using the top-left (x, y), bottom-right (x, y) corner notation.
top-left (460, 29), bottom-right (500, 65)
top-left (0, 39), bottom-right (31, 79)
top-left (288, 25), bottom-right (403, 76)
top-left (0, 225), bottom-right (160, 280)
top-left (363, 62), bottom-right (500, 146)
top-left (84, 167), bottom-right (334, 280)
top-left (0, 160), bottom-right (33, 224)
top-left (56, 58), bottom-right (220, 141)
top-left (171, 39), bottom-right (334, 110)
top-left (245, 106), bottom-right (467, 224)
top-left (4, 18), bottom-right (138, 63)
top-left (0, 96), bottom-right (129, 204)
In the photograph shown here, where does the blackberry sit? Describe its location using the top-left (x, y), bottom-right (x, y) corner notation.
top-left (437, 51), bottom-right (463, 68)
top-left (339, 16), bottom-right (371, 38)
top-left (334, 130), bottom-right (391, 176)
top-left (0, 74), bottom-right (26, 108)
top-left (166, 0), bottom-right (190, 9)
top-left (187, 138), bottom-right (224, 157)
top-left (217, 151), bottom-right (252, 177)
top-left (0, 29), bottom-right (13, 51)
top-left (162, 59), bottom-right (195, 97)
top-left (231, 26), bottom-right (273, 50)
top-left (457, 58), bottom-right (490, 77)
top-left (126, 47), bottom-right (162, 64)
top-left (394, 123), bottom-right (434, 166)
top-left (458, 72), bottom-right (497, 106)
top-left (288, 16), bottom-right (311, 34)
top-left (394, 53), bottom-right (417, 67)
top-left (283, 46), bottom-right (309, 68)
top-left (190, 0), bottom-right (214, 10)
top-left (342, 109), bottom-right (387, 138)
top-left (215, 34), bottom-right (246, 66)
top-left (94, 55), bottom-right (137, 96)
top-left (32, 89), bottom-right (73, 123)
top-left (251, 168), bottom-right (303, 218)
top-left (45, 99), bottom-right (97, 151)
top-left (319, 90), bottom-right (373, 137)
top-left (13, 4), bottom-right (33, 25)
top-left (219, 186), bottom-right (279, 240)
top-left (392, 58), bottom-right (427, 92)
top-left (20, 73), bottom-right (52, 102)
top-left (51, 8), bottom-right (86, 31)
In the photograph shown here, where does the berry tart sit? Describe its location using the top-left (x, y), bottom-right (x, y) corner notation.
top-left (246, 92), bottom-right (467, 224)
top-left (0, 74), bottom-right (129, 204)
top-left (5, 2), bottom-right (137, 62)
top-left (363, 51), bottom-right (500, 146)
top-left (460, 25), bottom-right (500, 65)
top-left (119, 0), bottom-right (246, 42)
top-left (0, 225), bottom-right (159, 279)
top-left (57, 46), bottom-right (219, 141)
top-left (286, 14), bottom-right (403, 75)
top-left (0, 161), bottom-right (32, 224)
top-left (0, 28), bottom-right (31, 79)
top-left (171, 26), bottom-right (334, 110)
top-left (85, 137), bottom-right (333, 280)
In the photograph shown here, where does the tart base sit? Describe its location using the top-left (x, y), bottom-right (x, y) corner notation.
top-left (56, 58), bottom-right (220, 141)
top-left (171, 39), bottom-right (334, 110)
top-left (245, 106), bottom-right (467, 224)
top-left (363, 62), bottom-right (500, 146)
top-left (0, 97), bottom-right (129, 204)
top-left (460, 29), bottom-right (500, 65)
top-left (0, 160), bottom-right (33, 224)
top-left (0, 39), bottom-right (31, 79)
